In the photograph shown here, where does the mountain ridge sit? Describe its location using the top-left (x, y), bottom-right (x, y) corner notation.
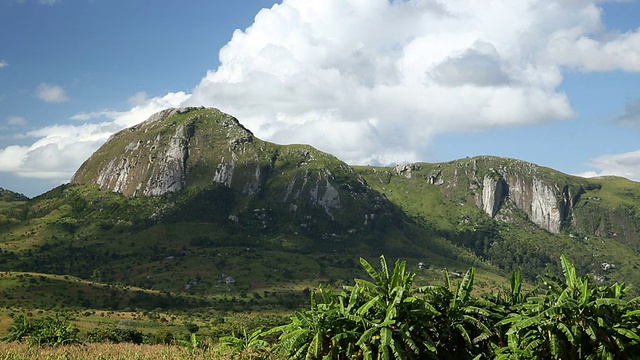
top-left (68, 107), bottom-right (640, 280)
top-left (0, 107), bottom-right (639, 314)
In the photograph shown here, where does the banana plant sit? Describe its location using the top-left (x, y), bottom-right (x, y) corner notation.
top-left (497, 254), bottom-right (640, 359)
top-left (348, 256), bottom-right (436, 359)
top-left (270, 285), bottom-right (354, 359)
top-left (220, 328), bottom-right (269, 357)
top-left (425, 267), bottom-right (496, 360)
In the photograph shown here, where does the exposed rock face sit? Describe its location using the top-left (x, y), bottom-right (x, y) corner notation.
top-left (362, 156), bottom-right (640, 246)
top-left (395, 164), bottom-right (420, 179)
top-left (74, 108), bottom-right (201, 196)
top-left (476, 171), bottom-right (569, 233)
top-left (72, 108), bottom-right (264, 197)
top-left (481, 175), bottom-right (506, 218)
top-left (424, 157), bottom-right (578, 234)
top-left (503, 175), bottom-right (565, 233)
top-left (90, 112), bottom-right (192, 196)
top-left (471, 160), bottom-right (577, 234)
top-left (283, 171), bottom-right (341, 218)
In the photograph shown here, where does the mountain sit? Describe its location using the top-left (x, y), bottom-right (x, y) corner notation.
top-left (0, 107), bottom-right (639, 314)
top-left (70, 107), bottom-right (412, 244)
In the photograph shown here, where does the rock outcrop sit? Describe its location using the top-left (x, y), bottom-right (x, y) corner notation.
top-left (392, 158), bottom-right (582, 234)
top-left (481, 175), bottom-right (506, 218)
top-left (484, 173), bottom-right (569, 233)
top-left (73, 108), bottom-right (263, 197)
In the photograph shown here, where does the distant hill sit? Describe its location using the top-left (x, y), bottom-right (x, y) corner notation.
top-left (0, 107), bottom-right (639, 314)
top-left (0, 187), bottom-right (28, 202)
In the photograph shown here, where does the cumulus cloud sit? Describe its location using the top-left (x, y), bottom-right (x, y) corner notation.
top-left (183, 0), bottom-right (589, 164)
top-left (579, 150), bottom-right (640, 182)
top-left (0, 60), bottom-right (8, 68)
top-left (548, 29), bottom-right (640, 72)
top-left (181, 0), bottom-right (640, 166)
top-left (0, 92), bottom-right (190, 180)
top-left (6, 0), bottom-right (640, 186)
top-left (36, 83), bottom-right (68, 103)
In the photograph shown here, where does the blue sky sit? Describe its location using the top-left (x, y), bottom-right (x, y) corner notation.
top-left (1, 0), bottom-right (639, 197)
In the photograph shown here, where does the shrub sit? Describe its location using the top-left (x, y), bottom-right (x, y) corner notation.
top-left (85, 325), bottom-right (146, 344)
top-left (4, 313), bottom-right (80, 346)
top-left (151, 329), bottom-right (175, 345)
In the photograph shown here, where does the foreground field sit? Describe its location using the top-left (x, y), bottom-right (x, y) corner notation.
top-left (0, 342), bottom-right (258, 360)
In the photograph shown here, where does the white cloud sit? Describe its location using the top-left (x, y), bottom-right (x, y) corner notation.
top-left (181, 0), bottom-right (640, 166)
top-left (39, 0), bottom-right (60, 5)
top-left (0, 60), bottom-right (8, 68)
top-left (0, 92), bottom-right (190, 180)
top-left (7, 116), bottom-right (27, 126)
top-left (579, 150), bottom-right (640, 182)
top-left (5, 0), bottom-right (640, 186)
top-left (36, 83), bottom-right (68, 103)
top-left (128, 91), bottom-right (148, 106)
top-left (548, 29), bottom-right (640, 72)
top-left (188, 0), bottom-right (622, 165)
top-left (70, 110), bottom-right (123, 122)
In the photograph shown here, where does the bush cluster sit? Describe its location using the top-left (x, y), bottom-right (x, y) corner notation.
top-left (4, 313), bottom-right (79, 346)
top-left (259, 255), bottom-right (640, 359)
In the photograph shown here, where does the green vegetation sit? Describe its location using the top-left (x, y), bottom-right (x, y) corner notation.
top-left (265, 255), bottom-right (640, 359)
top-left (0, 187), bottom-right (28, 202)
top-left (355, 157), bottom-right (640, 287)
top-left (3, 254), bottom-right (637, 359)
top-left (4, 313), bottom-right (80, 346)
top-left (0, 178), bottom-right (496, 315)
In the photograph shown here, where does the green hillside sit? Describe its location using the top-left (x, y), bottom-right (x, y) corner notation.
top-left (355, 157), bottom-right (640, 287)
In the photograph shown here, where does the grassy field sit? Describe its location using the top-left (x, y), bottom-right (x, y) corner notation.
top-left (0, 342), bottom-right (258, 360)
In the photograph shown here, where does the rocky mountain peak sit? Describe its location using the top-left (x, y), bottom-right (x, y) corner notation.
top-left (71, 107), bottom-right (258, 197)
top-left (70, 107), bottom-right (393, 227)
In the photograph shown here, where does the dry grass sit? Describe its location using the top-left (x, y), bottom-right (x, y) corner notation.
top-left (0, 342), bottom-right (240, 360)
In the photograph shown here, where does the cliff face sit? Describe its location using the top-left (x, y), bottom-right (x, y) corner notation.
top-left (405, 157), bottom-right (579, 234)
top-left (87, 109), bottom-right (192, 196)
top-left (480, 170), bottom-right (572, 234)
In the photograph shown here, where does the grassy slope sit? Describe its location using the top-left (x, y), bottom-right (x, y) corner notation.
top-left (0, 179), bottom-right (501, 316)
